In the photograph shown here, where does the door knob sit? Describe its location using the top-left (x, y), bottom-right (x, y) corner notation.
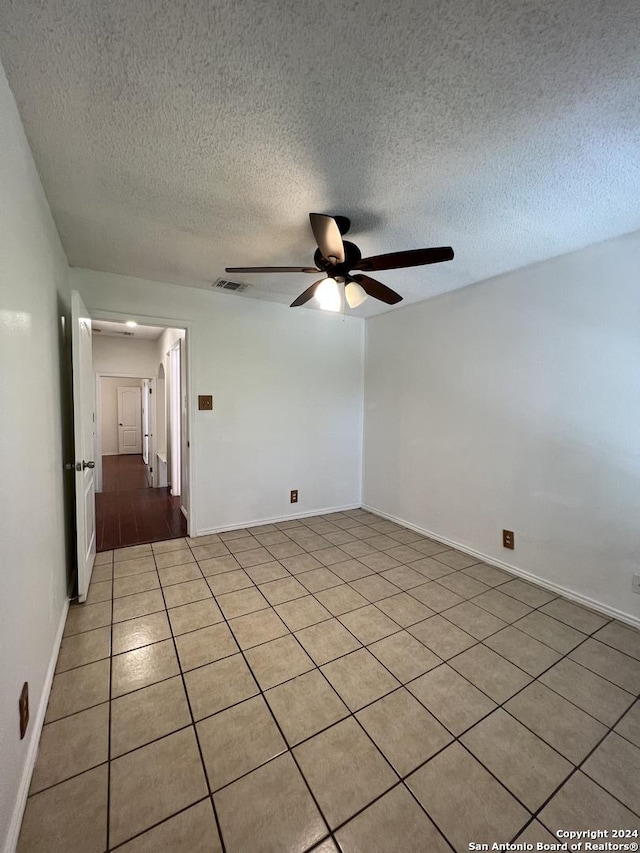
top-left (82, 460), bottom-right (96, 469)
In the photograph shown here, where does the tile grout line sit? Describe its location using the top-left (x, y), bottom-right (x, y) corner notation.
top-left (106, 551), bottom-right (115, 852)
top-left (253, 521), bottom-right (640, 828)
top-left (42, 584), bottom-right (636, 766)
top-left (30, 512), bottom-right (640, 852)
top-left (179, 529), bottom-right (548, 847)
top-left (320, 565), bottom-right (640, 833)
top-left (181, 538), bottom-right (342, 851)
top-left (146, 548), bottom-right (229, 853)
top-left (516, 693), bottom-right (640, 840)
top-left (99, 525), bottom-right (639, 756)
top-left (60, 538), bottom-right (637, 718)
top-left (107, 795), bottom-right (213, 852)
top-left (388, 619), bottom-right (640, 827)
top-left (100, 527), bottom-right (638, 669)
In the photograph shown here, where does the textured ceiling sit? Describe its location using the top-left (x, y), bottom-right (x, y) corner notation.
top-left (1, 0), bottom-right (639, 317)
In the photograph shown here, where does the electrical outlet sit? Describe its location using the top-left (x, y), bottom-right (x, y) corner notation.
top-left (502, 529), bottom-right (514, 550)
top-left (290, 489), bottom-right (298, 504)
top-left (19, 682), bottom-right (29, 740)
top-left (633, 573), bottom-right (640, 594)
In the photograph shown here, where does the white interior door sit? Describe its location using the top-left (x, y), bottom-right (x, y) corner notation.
top-left (71, 290), bottom-right (96, 602)
top-left (141, 380), bottom-right (150, 465)
top-left (169, 343), bottom-right (181, 496)
top-left (180, 337), bottom-right (189, 520)
top-left (117, 386), bottom-right (142, 454)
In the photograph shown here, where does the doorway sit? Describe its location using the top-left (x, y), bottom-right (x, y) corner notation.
top-left (95, 375), bottom-right (151, 492)
top-left (90, 320), bottom-right (190, 551)
top-left (118, 385), bottom-right (143, 454)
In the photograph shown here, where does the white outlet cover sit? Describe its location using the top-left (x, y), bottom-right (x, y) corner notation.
top-left (633, 573), bottom-right (640, 594)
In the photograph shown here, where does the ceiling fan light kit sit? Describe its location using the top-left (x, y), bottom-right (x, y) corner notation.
top-left (345, 280), bottom-right (367, 308)
top-left (226, 213), bottom-right (454, 311)
top-left (315, 277), bottom-right (342, 311)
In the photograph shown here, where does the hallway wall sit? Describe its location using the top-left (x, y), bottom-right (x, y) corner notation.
top-left (0, 60), bottom-right (71, 852)
top-left (92, 334), bottom-right (157, 376)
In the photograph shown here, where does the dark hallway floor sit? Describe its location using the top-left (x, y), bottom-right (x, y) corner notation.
top-left (96, 455), bottom-right (187, 551)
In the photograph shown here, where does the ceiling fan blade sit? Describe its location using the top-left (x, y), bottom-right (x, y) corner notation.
top-left (290, 279), bottom-right (324, 307)
top-left (351, 274), bottom-right (402, 305)
top-left (309, 213), bottom-right (345, 264)
top-left (225, 266), bottom-right (319, 274)
top-left (355, 246), bottom-right (454, 272)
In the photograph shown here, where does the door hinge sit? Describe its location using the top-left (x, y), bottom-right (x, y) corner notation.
top-left (149, 388), bottom-right (153, 393)
top-left (150, 467), bottom-right (153, 473)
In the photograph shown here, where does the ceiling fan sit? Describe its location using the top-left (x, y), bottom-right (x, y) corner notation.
top-left (226, 213), bottom-right (454, 310)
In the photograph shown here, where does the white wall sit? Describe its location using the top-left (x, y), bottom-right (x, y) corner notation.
top-left (156, 327), bottom-right (185, 372)
top-left (92, 334), bottom-right (157, 377)
top-left (100, 377), bottom-right (143, 455)
top-left (0, 61), bottom-right (71, 851)
top-left (72, 269), bottom-right (365, 533)
top-left (363, 231), bottom-right (640, 625)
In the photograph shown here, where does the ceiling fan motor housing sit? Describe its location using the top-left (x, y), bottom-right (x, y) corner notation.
top-left (314, 240), bottom-right (362, 276)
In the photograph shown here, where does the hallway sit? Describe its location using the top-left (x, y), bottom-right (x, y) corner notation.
top-left (96, 455), bottom-right (186, 551)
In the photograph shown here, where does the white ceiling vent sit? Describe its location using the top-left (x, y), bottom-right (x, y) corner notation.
top-left (212, 278), bottom-right (249, 293)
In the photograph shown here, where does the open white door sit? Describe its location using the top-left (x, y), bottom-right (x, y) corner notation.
top-left (169, 342), bottom-right (181, 497)
top-left (141, 379), bottom-right (154, 486)
top-left (71, 291), bottom-right (96, 602)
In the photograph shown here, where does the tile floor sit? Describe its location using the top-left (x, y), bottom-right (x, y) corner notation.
top-left (18, 509), bottom-right (640, 852)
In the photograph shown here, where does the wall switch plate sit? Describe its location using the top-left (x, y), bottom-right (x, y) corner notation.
top-left (19, 682), bottom-right (29, 740)
top-left (290, 489), bottom-right (298, 504)
top-left (198, 395), bottom-right (213, 411)
top-left (633, 573), bottom-right (640, 594)
top-left (502, 529), bottom-right (515, 550)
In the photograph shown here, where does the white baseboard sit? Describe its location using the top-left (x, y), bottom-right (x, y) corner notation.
top-left (362, 504), bottom-right (640, 630)
top-left (192, 503), bottom-right (362, 537)
top-left (4, 599), bottom-right (70, 853)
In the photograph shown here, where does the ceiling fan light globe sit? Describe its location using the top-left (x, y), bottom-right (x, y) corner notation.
top-left (320, 294), bottom-right (341, 311)
top-left (345, 281), bottom-right (367, 308)
top-left (315, 277), bottom-right (340, 306)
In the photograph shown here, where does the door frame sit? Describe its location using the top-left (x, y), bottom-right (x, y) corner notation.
top-left (90, 311), bottom-right (195, 536)
top-left (94, 372), bottom-right (156, 492)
